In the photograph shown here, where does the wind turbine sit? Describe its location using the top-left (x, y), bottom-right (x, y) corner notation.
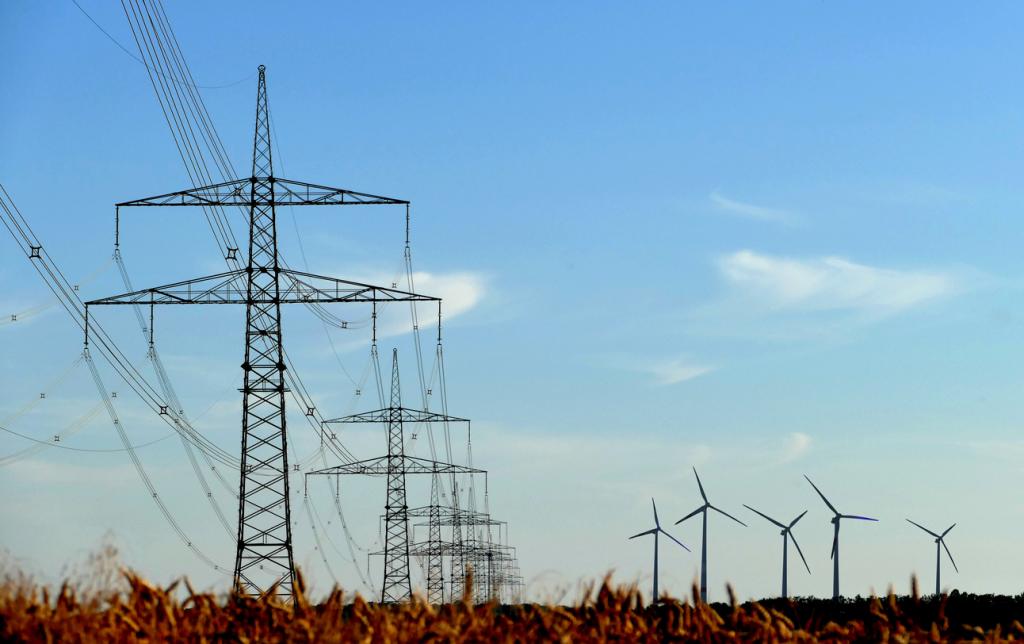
top-left (906, 519), bottom-right (958, 596)
top-left (744, 505), bottom-right (811, 599)
top-left (675, 468), bottom-right (746, 601)
top-left (804, 475), bottom-right (878, 599)
top-left (629, 498), bottom-right (690, 604)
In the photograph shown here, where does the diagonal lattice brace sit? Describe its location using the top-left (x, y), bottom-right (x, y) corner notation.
top-left (91, 65), bottom-right (434, 604)
top-left (306, 455), bottom-right (485, 477)
top-left (115, 177), bottom-right (408, 208)
top-left (325, 408), bottom-right (468, 424)
top-left (87, 269), bottom-right (438, 307)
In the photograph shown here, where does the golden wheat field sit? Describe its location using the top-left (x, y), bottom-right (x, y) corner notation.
top-left (2, 570), bottom-right (1024, 643)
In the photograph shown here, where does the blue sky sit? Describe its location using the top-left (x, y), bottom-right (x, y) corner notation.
top-left (3, 1), bottom-right (1024, 601)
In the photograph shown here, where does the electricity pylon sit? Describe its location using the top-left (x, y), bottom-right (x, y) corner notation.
top-left (307, 350), bottom-right (482, 603)
top-left (403, 504), bottom-right (519, 603)
top-left (86, 65), bottom-right (438, 601)
top-left (426, 472), bottom-right (444, 603)
top-left (382, 350), bottom-right (413, 600)
top-left (414, 506), bottom-right (509, 602)
top-left (405, 498), bottom-right (472, 602)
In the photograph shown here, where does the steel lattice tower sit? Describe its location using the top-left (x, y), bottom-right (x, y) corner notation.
top-left (382, 349), bottom-right (412, 601)
top-left (450, 483), bottom-right (468, 600)
top-left (426, 473), bottom-right (444, 603)
top-left (87, 66), bottom-right (439, 602)
top-left (234, 64), bottom-right (293, 600)
top-left (307, 352), bottom-right (481, 603)
top-left (404, 506), bottom-right (512, 603)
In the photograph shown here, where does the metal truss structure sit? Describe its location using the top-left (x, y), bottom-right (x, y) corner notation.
top-left (405, 506), bottom-right (524, 604)
top-left (86, 66), bottom-right (437, 602)
top-left (307, 351), bottom-right (482, 603)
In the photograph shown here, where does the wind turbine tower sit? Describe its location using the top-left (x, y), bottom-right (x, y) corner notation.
top-left (744, 505), bottom-right (810, 599)
top-left (804, 475), bottom-right (878, 600)
top-left (906, 519), bottom-right (958, 596)
top-left (629, 498), bottom-right (689, 604)
top-left (675, 468), bottom-right (746, 602)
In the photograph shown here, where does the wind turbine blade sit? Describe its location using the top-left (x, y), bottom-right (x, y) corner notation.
top-left (906, 519), bottom-right (939, 538)
top-left (804, 475), bottom-right (838, 515)
top-left (652, 498), bottom-right (660, 529)
top-left (941, 523), bottom-right (956, 538)
top-left (711, 504), bottom-right (748, 527)
top-left (830, 532), bottom-right (837, 560)
top-left (941, 539), bottom-right (958, 573)
top-left (788, 509), bottom-right (808, 528)
top-left (841, 514), bottom-right (878, 522)
top-left (693, 467), bottom-right (708, 503)
top-left (675, 506), bottom-right (704, 525)
top-left (743, 504), bottom-right (785, 529)
top-left (790, 531), bottom-right (811, 574)
top-left (660, 528), bottom-right (691, 552)
top-left (629, 528), bottom-right (657, 540)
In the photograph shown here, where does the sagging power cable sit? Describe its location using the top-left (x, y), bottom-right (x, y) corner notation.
top-left (71, 0), bottom-right (254, 89)
top-left (85, 347), bottom-right (228, 574)
top-left (1, 185), bottom-right (238, 468)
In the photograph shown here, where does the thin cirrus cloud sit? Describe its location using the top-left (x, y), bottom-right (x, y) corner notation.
top-left (333, 269), bottom-right (486, 344)
top-left (777, 432), bottom-right (812, 464)
top-left (717, 250), bottom-right (962, 317)
top-left (710, 192), bottom-right (797, 225)
top-left (642, 357), bottom-right (715, 386)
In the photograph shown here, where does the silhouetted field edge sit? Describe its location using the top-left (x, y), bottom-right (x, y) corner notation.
top-left (3, 569), bottom-right (1024, 641)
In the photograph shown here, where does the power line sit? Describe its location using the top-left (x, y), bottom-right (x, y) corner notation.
top-left (0, 419), bottom-right (173, 453)
top-left (0, 185), bottom-right (239, 468)
top-left (89, 65), bottom-right (437, 602)
top-left (70, 0), bottom-right (254, 89)
top-left (85, 348), bottom-right (229, 574)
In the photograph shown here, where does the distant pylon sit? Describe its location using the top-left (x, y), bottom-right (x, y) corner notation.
top-left (450, 482), bottom-right (467, 600)
top-left (427, 472), bottom-right (445, 603)
top-left (306, 355), bottom-right (481, 603)
top-left (382, 349), bottom-right (413, 602)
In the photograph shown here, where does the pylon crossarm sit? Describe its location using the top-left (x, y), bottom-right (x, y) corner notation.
top-left (281, 269), bottom-right (438, 303)
top-left (377, 541), bottom-right (514, 557)
top-left (406, 506), bottom-right (500, 523)
top-left (272, 178), bottom-right (408, 206)
top-left (306, 455), bottom-right (485, 477)
top-left (86, 270), bottom-right (247, 305)
top-left (400, 543), bottom-right (514, 557)
top-left (85, 269), bottom-right (438, 306)
top-left (116, 177), bottom-right (407, 207)
top-left (407, 505), bottom-right (490, 519)
top-left (116, 178), bottom-right (250, 207)
top-left (325, 407), bottom-right (468, 424)
top-left (415, 517), bottom-right (505, 528)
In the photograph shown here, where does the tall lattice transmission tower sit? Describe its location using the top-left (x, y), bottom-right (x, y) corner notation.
top-left (86, 66), bottom-right (438, 601)
top-left (308, 350), bottom-right (482, 602)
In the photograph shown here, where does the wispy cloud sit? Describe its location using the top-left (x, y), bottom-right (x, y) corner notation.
top-left (473, 423), bottom-right (715, 499)
top-left (406, 271), bottom-right (485, 321)
top-left (710, 192), bottom-right (797, 225)
top-left (605, 354), bottom-right (716, 385)
top-left (324, 269), bottom-right (486, 347)
top-left (717, 250), bottom-right (961, 317)
top-left (777, 432), bottom-right (812, 464)
top-left (966, 439), bottom-right (1024, 471)
top-left (376, 270), bottom-right (485, 338)
top-left (643, 358), bottom-right (715, 386)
